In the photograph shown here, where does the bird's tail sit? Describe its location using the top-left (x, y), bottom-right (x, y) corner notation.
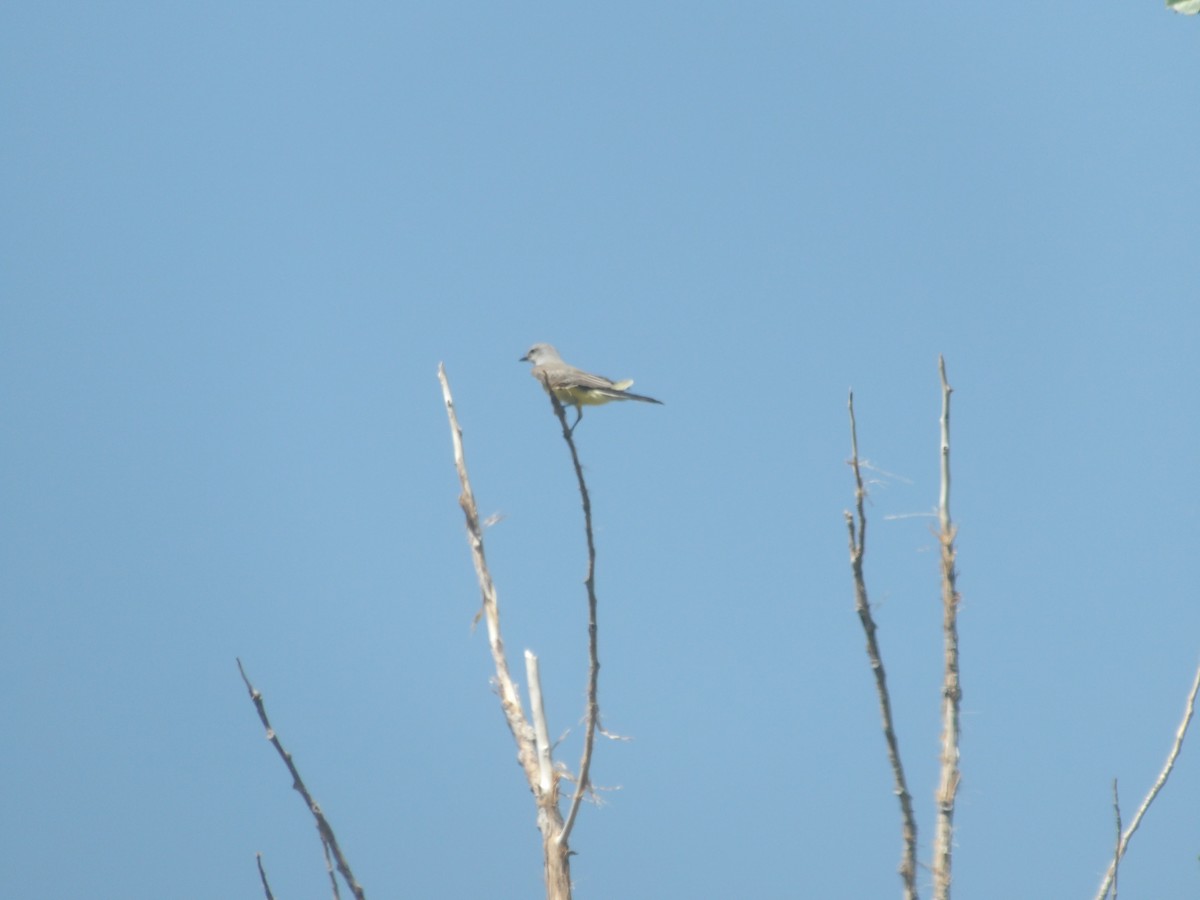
top-left (620, 390), bottom-right (663, 405)
top-left (608, 378), bottom-right (662, 405)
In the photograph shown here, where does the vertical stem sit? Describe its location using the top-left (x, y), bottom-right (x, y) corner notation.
top-left (932, 356), bottom-right (962, 900)
top-left (539, 386), bottom-right (601, 849)
top-left (846, 391), bottom-right (920, 900)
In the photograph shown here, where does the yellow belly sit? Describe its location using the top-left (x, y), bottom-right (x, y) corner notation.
top-left (553, 384), bottom-right (630, 407)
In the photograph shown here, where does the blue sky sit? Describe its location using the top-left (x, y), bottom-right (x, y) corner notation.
top-left (3, 4), bottom-right (1199, 898)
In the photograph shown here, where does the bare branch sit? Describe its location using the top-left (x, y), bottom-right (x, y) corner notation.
top-left (255, 853), bottom-right (276, 900)
top-left (845, 390), bottom-right (920, 900)
top-left (1109, 780), bottom-right (1121, 900)
top-left (537, 385), bottom-right (602, 849)
top-left (324, 840), bottom-right (342, 900)
top-left (1094, 659), bottom-right (1200, 900)
top-left (439, 365), bottom-right (571, 899)
top-left (438, 364), bottom-right (540, 786)
top-left (237, 660), bottom-right (366, 900)
top-left (933, 356), bottom-right (962, 900)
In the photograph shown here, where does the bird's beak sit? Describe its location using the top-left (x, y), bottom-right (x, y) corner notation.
top-left (519, 354), bottom-right (530, 363)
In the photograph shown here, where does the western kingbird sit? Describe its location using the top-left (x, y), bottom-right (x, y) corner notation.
top-left (520, 343), bottom-right (663, 431)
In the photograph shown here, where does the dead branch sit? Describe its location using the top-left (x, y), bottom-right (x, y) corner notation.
top-left (439, 364), bottom-right (571, 899)
top-left (932, 355), bottom-right (962, 900)
top-left (536, 384), bottom-right (602, 848)
top-left (237, 660), bottom-right (366, 900)
top-left (1094, 659), bottom-right (1200, 900)
top-left (255, 853), bottom-right (276, 900)
top-left (845, 390), bottom-right (920, 900)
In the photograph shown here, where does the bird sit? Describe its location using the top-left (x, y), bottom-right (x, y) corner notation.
top-left (520, 343), bottom-right (663, 431)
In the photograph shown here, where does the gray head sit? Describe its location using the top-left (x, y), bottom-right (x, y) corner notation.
top-left (520, 343), bottom-right (563, 366)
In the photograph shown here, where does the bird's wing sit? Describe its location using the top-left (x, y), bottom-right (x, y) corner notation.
top-left (540, 364), bottom-right (622, 391)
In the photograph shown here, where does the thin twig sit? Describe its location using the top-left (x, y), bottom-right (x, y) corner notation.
top-left (845, 390), bottom-right (920, 900)
top-left (237, 660), bottom-right (366, 900)
top-left (1109, 780), bottom-right (1121, 900)
top-left (933, 356), bottom-right (962, 900)
top-left (1094, 659), bottom-right (1200, 900)
top-left (536, 383), bottom-right (602, 849)
top-left (324, 840), bottom-right (342, 900)
top-left (255, 853), bottom-right (276, 900)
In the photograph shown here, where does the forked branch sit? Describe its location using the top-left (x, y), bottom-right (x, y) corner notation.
top-left (845, 390), bottom-right (920, 900)
top-left (439, 364), bottom-right (571, 899)
top-left (237, 659), bottom-right (366, 900)
top-left (1094, 660), bottom-right (1200, 900)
